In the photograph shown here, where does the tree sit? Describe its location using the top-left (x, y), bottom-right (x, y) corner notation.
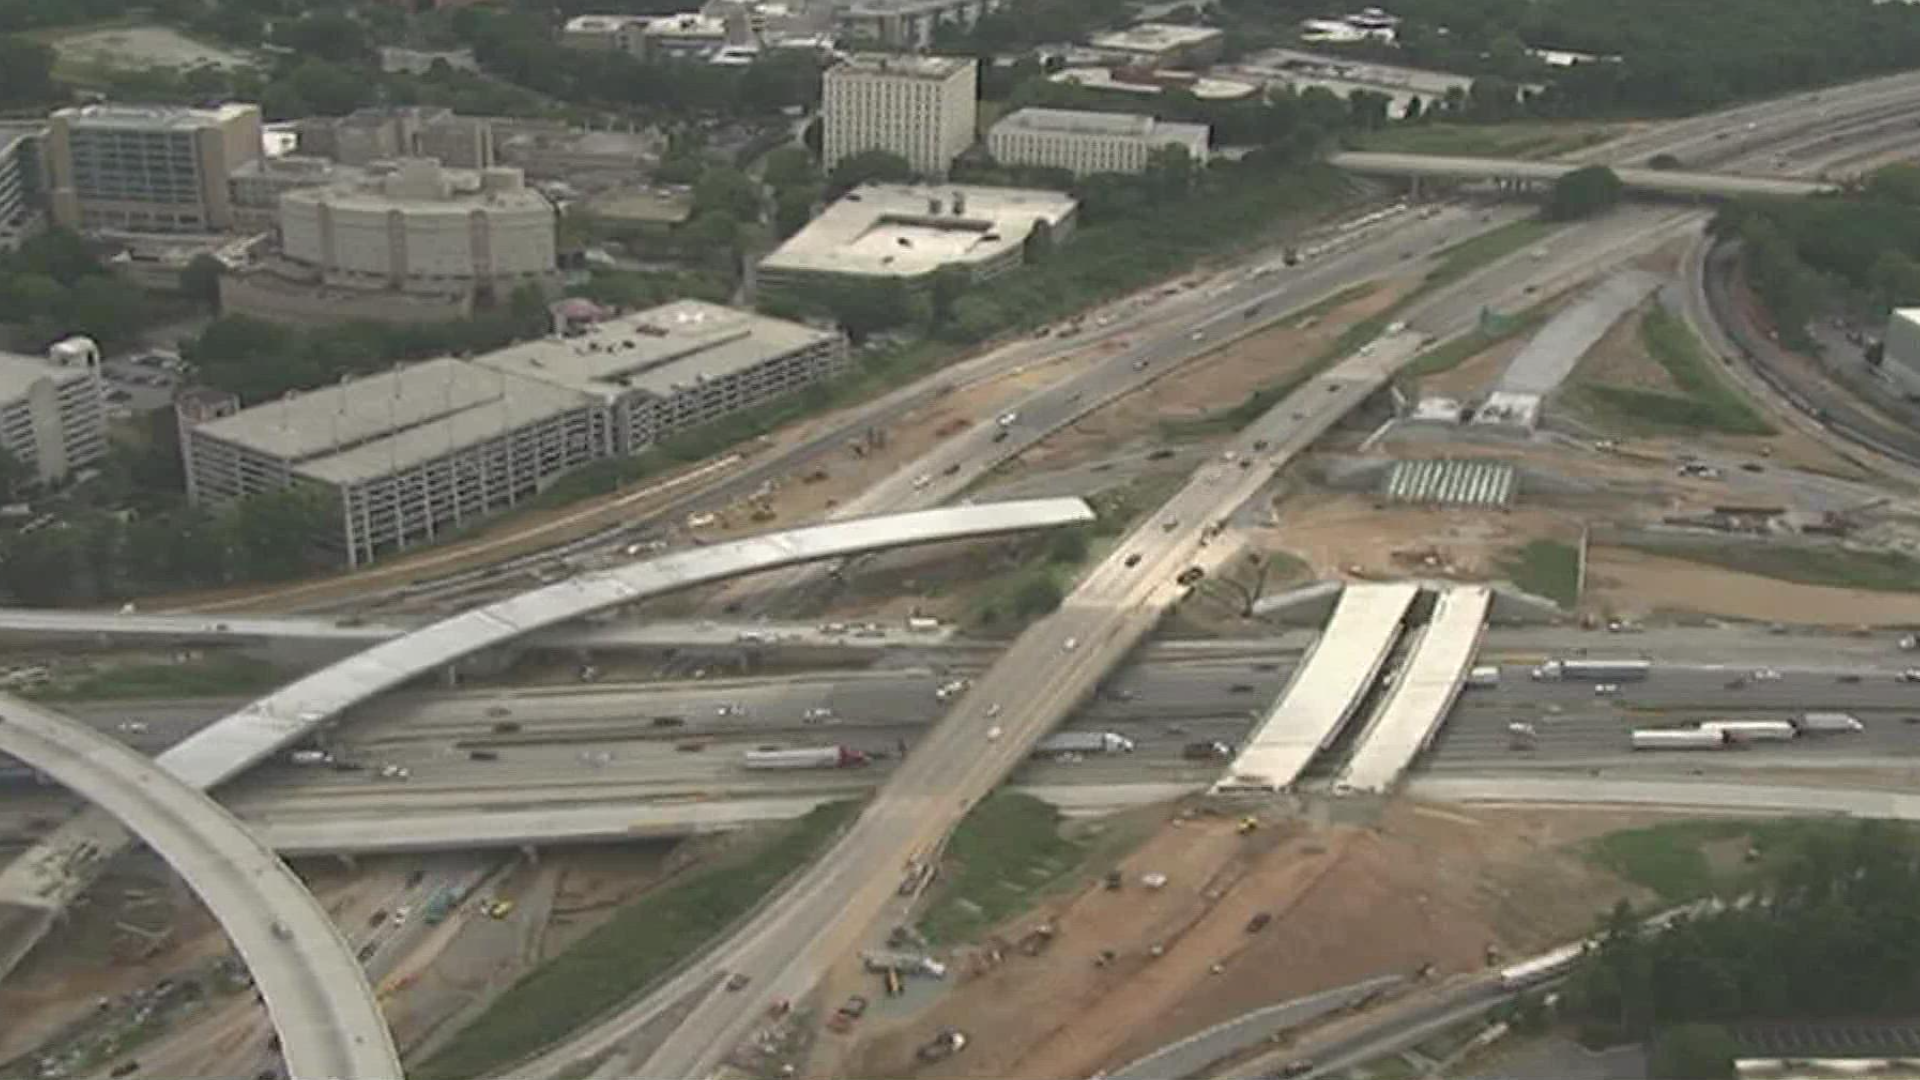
top-left (1013, 573), bottom-right (1063, 617)
top-left (0, 35), bottom-right (54, 107)
top-left (807, 277), bottom-right (915, 343)
top-left (226, 486), bottom-right (331, 582)
top-left (693, 166), bottom-right (764, 223)
top-left (763, 146), bottom-right (819, 192)
top-left (1649, 1024), bottom-right (1737, 1080)
top-left (1546, 165), bottom-right (1624, 221)
top-left (276, 12), bottom-right (372, 63)
top-left (1401, 95), bottom-right (1424, 123)
top-left (926, 264), bottom-right (972, 328)
top-left (1346, 88), bottom-right (1391, 131)
top-left (181, 254), bottom-right (224, 313)
top-left (827, 150), bottom-right (914, 197)
top-left (0, 446), bottom-right (22, 503)
top-left (773, 186), bottom-right (817, 238)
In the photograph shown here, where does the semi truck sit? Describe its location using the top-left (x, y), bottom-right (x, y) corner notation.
top-left (1631, 728), bottom-right (1727, 751)
top-left (1466, 666), bottom-right (1501, 689)
top-left (741, 746), bottom-right (871, 770)
top-left (1531, 658), bottom-right (1652, 682)
top-left (1701, 720), bottom-right (1798, 743)
top-left (1498, 942), bottom-right (1587, 990)
top-left (1034, 731), bottom-right (1135, 756)
top-left (1796, 712), bottom-right (1865, 734)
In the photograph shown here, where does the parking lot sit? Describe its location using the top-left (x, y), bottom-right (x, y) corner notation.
top-left (1735, 1022), bottom-right (1920, 1057)
top-left (100, 352), bottom-right (186, 416)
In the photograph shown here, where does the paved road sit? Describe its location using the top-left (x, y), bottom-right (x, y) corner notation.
top-left (1408, 774), bottom-right (1920, 817)
top-left (0, 694), bottom-right (401, 1080)
top-left (1107, 975), bottom-right (1406, 1080)
top-left (1329, 151), bottom-right (1836, 199)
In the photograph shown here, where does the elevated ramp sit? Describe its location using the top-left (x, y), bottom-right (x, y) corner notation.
top-left (1336, 584), bottom-right (1492, 794)
top-left (1212, 582), bottom-right (1419, 792)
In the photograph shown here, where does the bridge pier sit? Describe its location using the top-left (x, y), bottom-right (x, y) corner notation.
top-left (520, 844), bottom-right (540, 866)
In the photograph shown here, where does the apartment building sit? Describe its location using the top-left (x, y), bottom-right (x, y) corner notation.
top-left (44, 103), bottom-right (262, 233)
top-left (0, 125), bottom-right (42, 251)
top-left (822, 54), bottom-right (978, 174)
top-left (988, 107), bottom-right (1209, 176)
top-left (0, 337), bottom-right (107, 485)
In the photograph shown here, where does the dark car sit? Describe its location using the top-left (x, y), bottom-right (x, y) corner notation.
top-left (109, 1063), bottom-right (140, 1078)
top-left (1176, 566), bottom-right (1205, 586)
top-left (651, 716), bottom-right (686, 728)
top-left (1280, 1061), bottom-right (1314, 1078)
top-left (726, 972), bottom-right (751, 991)
top-left (1229, 684), bottom-right (1255, 694)
top-left (491, 720), bottom-right (521, 734)
top-left (1246, 913), bottom-right (1272, 933)
top-left (1147, 448), bottom-right (1175, 461)
top-left (469, 750), bottom-right (500, 762)
top-left (1124, 553), bottom-right (1142, 568)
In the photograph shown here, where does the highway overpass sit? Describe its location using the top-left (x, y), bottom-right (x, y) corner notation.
top-left (0, 694), bottom-right (401, 1080)
top-left (0, 498), bottom-right (1092, 983)
top-left (1328, 151), bottom-right (1838, 200)
top-left (1336, 584), bottom-right (1492, 794)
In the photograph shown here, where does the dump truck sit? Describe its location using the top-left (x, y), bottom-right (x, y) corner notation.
top-left (1034, 731), bottom-right (1135, 756)
top-left (1631, 728), bottom-right (1726, 751)
top-left (1702, 720), bottom-right (1797, 743)
top-left (1796, 711), bottom-right (1865, 734)
top-left (862, 950), bottom-right (947, 978)
top-left (1531, 658), bottom-right (1652, 682)
top-left (1466, 665), bottom-right (1501, 689)
top-left (741, 746), bottom-right (871, 770)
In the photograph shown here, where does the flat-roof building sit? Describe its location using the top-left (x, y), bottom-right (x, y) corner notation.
top-left (294, 106), bottom-right (494, 170)
top-left (988, 107), bottom-right (1209, 176)
top-left (822, 54), bottom-right (978, 175)
top-left (756, 182), bottom-right (1077, 289)
top-left (836, 0), bottom-right (1002, 50)
top-left (180, 301), bottom-right (844, 566)
top-left (472, 299), bottom-right (847, 453)
top-left (226, 155), bottom-right (359, 232)
top-left (1087, 23), bottom-right (1225, 68)
top-left (45, 103), bottom-right (262, 233)
top-left (0, 337), bottom-right (107, 485)
top-left (561, 13), bottom-right (651, 52)
top-left (644, 13), bottom-right (734, 58)
top-left (1882, 308), bottom-right (1920, 399)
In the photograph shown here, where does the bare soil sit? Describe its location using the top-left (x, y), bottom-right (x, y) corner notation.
top-left (1413, 333), bottom-right (1531, 400)
top-left (1587, 545), bottom-right (1920, 625)
top-left (1568, 308), bottom-right (1678, 395)
top-left (1250, 493), bottom-right (1574, 582)
top-left (839, 801), bottom-right (1666, 1080)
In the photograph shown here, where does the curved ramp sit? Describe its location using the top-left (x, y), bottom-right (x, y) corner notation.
top-left (0, 693), bottom-right (401, 1080)
top-left (0, 499), bottom-right (1093, 980)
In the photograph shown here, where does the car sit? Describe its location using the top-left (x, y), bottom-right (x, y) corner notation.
top-left (987, 726), bottom-right (1004, 741)
top-left (368, 909), bottom-right (388, 928)
top-left (487, 899), bottom-right (515, 918)
top-left (841, 995), bottom-right (869, 1019)
top-left (1063, 637), bottom-right (1079, 651)
top-left (675, 740), bottom-right (709, 752)
top-left (1124, 553), bottom-right (1142, 568)
top-left (1595, 683), bottom-right (1620, 695)
top-left (986, 703), bottom-right (1002, 718)
top-left (1246, 913), bottom-right (1272, 933)
top-left (802, 707), bottom-right (834, 723)
top-left (997, 412), bottom-right (1018, 427)
top-left (1161, 518), bottom-right (1179, 532)
top-left (1133, 358), bottom-right (1149, 370)
top-left (393, 906), bottom-right (411, 924)
top-left (491, 720), bottom-right (521, 734)
top-left (651, 716), bottom-right (686, 727)
top-left (1838, 674), bottom-right (1863, 683)
top-left (1725, 677), bottom-right (1747, 690)
top-left (942, 463), bottom-right (960, 476)
top-left (1229, 684), bottom-right (1255, 694)
top-left (109, 1062), bottom-right (140, 1078)
top-left (912, 474), bottom-right (932, 490)
top-left (469, 750), bottom-right (500, 762)
top-left (1279, 1061), bottom-right (1315, 1078)
top-left (1176, 566), bottom-right (1205, 586)
top-left (1190, 330), bottom-right (1206, 341)
top-left (992, 429), bottom-right (1010, 443)
top-left (1905, 716), bottom-right (1920, 725)
top-left (716, 703), bottom-right (741, 716)
top-left (357, 942), bottom-right (378, 963)
top-left (1753, 669), bottom-right (1781, 681)
top-left (725, 972), bottom-right (751, 991)
top-left (1902, 670), bottom-right (1920, 683)
top-left (486, 705), bottom-right (511, 718)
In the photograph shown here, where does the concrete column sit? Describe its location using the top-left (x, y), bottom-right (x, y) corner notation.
top-left (520, 844), bottom-right (539, 866)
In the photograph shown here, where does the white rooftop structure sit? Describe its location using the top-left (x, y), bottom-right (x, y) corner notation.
top-left (1087, 22), bottom-right (1224, 60)
top-left (1048, 67), bottom-right (1258, 99)
top-left (756, 183), bottom-right (1077, 283)
top-left (1335, 584), bottom-right (1491, 794)
top-left (192, 358), bottom-right (590, 486)
top-left (1214, 583), bottom-right (1419, 792)
top-left (993, 106), bottom-right (1204, 141)
top-left (473, 299), bottom-right (835, 404)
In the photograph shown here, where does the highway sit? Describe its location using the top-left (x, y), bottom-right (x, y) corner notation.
top-left (0, 694), bottom-right (401, 1080)
top-left (0, 499), bottom-right (1093, 984)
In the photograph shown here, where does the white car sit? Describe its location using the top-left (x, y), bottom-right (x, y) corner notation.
top-left (912, 475), bottom-right (932, 490)
top-left (987, 726), bottom-right (1003, 741)
top-left (802, 707), bottom-right (834, 723)
top-left (1190, 330), bottom-right (1206, 341)
top-left (996, 412), bottom-right (1018, 427)
top-left (1901, 669), bottom-right (1920, 684)
top-left (1063, 637), bottom-right (1079, 652)
top-left (1753, 668), bottom-right (1781, 681)
top-left (1594, 683), bottom-right (1620, 696)
top-left (985, 703), bottom-right (1002, 718)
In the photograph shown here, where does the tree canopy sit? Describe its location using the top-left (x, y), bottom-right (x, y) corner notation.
top-left (1545, 165), bottom-right (1623, 220)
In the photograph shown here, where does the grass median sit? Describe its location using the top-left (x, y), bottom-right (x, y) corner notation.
top-left (414, 800), bottom-right (857, 1080)
top-left (1575, 307), bottom-right (1775, 436)
top-left (917, 792), bottom-right (1092, 944)
top-left (24, 655), bottom-right (284, 701)
top-left (1499, 539), bottom-right (1581, 607)
top-left (1356, 121), bottom-right (1618, 159)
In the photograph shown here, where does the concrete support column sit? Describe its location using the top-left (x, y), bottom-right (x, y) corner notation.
top-left (336, 854), bottom-right (357, 873)
top-left (520, 844), bottom-right (540, 866)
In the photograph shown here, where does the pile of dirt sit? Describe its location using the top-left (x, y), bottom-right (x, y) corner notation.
top-left (841, 801), bottom-right (1655, 1080)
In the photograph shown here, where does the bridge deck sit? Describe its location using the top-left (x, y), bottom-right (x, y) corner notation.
top-left (1213, 583), bottom-right (1419, 792)
top-left (1337, 584), bottom-right (1492, 794)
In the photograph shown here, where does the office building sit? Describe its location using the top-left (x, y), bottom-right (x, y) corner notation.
top-left (45, 103), bottom-right (262, 233)
top-left (293, 106), bottom-right (494, 170)
top-left (836, 0), bottom-right (1001, 50)
top-left (822, 54), bottom-right (978, 175)
top-left (756, 182), bottom-right (1077, 289)
top-left (472, 299), bottom-right (847, 453)
top-left (1086, 23), bottom-right (1225, 68)
top-left (644, 13), bottom-right (734, 59)
top-left (1881, 308), bottom-right (1920, 399)
top-left (0, 125), bottom-right (43, 251)
top-left (180, 300), bottom-right (844, 566)
top-left (988, 108), bottom-right (1209, 176)
top-left (226, 155), bottom-right (359, 232)
top-left (0, 337), bottom-right (107, 485)
top-left (561, 13), bottom-right (651, 53)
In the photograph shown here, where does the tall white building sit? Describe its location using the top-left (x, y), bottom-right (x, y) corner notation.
top-left (822, 54), bottom-right (978, 175)
top-left (988, 108), bottom-right (1209, 176)
top-left (0, 337), bottom-right (107, 485)
top-left (1882, 308), bottom-right (1920, 399)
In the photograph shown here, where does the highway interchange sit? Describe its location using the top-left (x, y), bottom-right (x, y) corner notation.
top-left (8, 68), bottom-right (1920, 1080)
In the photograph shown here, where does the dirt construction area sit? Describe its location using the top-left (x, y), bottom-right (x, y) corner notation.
top-left (839, 800), bottom-right (1664, 1080)
top-left (1587, 545), bottom-right (1920, 625)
